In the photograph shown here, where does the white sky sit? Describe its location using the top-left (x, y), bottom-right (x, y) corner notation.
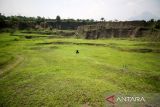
top-left (0, 0), bottom-right (160, 20)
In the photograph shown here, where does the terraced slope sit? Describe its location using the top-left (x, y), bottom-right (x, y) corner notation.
top-left (0, 33), bottom-right (160, 107)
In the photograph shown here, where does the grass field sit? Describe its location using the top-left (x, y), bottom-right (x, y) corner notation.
top-left (0, 32), bottom-right (160, 107)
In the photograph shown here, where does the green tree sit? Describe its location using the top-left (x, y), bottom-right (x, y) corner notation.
top-left (100, 17), bottom-right (105, 22)
top-left (0, 13), bottom-right (6, 28)
top-left (149, 19), bottom-right (154, 23)
top-left (56, 15), bottom-right (61, 22)
top-left (55, 15), bottom-right (61, 29)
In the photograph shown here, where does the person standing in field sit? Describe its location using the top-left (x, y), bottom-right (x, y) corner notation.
top-left (76, 50), bottom-right (79, 54)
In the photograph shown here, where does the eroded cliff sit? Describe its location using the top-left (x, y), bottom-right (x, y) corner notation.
top-left (76, 21), bottom-right (160, 40)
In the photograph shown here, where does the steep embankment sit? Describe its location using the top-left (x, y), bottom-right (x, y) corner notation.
top-left (76, 21), bottom-right (160, 40)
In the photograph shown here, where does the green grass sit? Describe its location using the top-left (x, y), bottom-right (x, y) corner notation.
top-left (0, 53), bottom-right (13, 67)
top-left (0, 32), bottom-right (160, 107)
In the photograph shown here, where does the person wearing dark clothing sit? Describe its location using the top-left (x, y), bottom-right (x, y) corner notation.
top-left (76, 50), bottom-right (79, 54)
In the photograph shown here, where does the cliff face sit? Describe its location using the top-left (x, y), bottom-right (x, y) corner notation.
top-left (77, 21), bottom-right (160, 39)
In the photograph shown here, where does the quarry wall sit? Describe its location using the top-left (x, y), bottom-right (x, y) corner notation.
top-left (76, 21), bottom-right (160, 39)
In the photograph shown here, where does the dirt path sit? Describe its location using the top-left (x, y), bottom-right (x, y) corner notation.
top-left (0, 55), bottom-right (24, 77)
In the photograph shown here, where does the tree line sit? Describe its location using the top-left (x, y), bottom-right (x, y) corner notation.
top-left (0, 13), bottom-right (160, 30)
top-left (0, 13), bottom-right (97, 30)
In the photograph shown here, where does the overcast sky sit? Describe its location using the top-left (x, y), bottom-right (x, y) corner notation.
top-left (0, 0), bottom-right (160, 20)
